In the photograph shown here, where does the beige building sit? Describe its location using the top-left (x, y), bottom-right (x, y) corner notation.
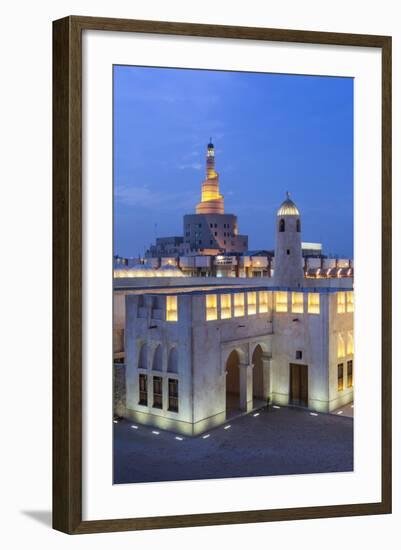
top-left (114, 195), bottom-right (354, 435)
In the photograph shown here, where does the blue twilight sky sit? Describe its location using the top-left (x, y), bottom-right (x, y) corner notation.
top-left (114, 65), bottom-right (353, 258)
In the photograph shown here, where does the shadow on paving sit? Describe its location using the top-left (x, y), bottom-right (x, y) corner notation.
top-left (113, 406), bottom-right (353, 484)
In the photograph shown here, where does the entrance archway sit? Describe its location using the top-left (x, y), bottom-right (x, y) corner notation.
top-left (225, 350), bottom-right (241, 413)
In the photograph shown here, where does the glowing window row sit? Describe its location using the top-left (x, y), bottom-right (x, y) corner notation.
top-left (275, 292), bottom-right (320, 315)
top-left (337, 331), bottom-right (354, 358)
top-left (205, 291), bottom-right (321, 320)
top-left (206, 291), bottom-right (270, 320)
top-left (337, 291), bottom-right (354, 314)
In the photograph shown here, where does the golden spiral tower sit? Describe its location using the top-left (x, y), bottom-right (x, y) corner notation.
top-left (196, 141), bottom-right (224, 214)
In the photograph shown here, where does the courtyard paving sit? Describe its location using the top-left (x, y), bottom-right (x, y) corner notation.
top-left (113, 405), bottom-right (353, 484)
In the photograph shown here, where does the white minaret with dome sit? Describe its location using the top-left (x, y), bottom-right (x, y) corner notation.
top-left (274, 192), bottom-right (304, 287)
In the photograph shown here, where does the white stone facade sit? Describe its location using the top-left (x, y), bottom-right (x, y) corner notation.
top-left (121, 285), bottom-right (353, 435)
top-left (116, 193), bottom-right (354, 435)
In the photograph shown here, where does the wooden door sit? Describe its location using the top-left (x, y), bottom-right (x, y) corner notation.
top-left (290, 363), bottom-right (308, 407)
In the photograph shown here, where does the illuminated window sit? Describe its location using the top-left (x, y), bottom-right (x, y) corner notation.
top-left (234, 293), bottom-right (245, 317)
top-left (166, 296), bottom-right (178, 322)
top-left (220, 294), bottom-right (231, 319)
top-left (308, 293), bottom-right (320, 314)
top-left (291, 292), bottom-right (304, 313)
top-left (347, 360), bottom-right (353, 388)
top-left (347, 331), bottom-right (354, 355)
top-left (337, 292), bottom-right (346, 314)
top-left (247, 292), bottom-right (257, 315)
top-left (206, 294), bottom-right (218, 321)
top-left (258, 291), bottom-right (268, 313)
top-left (337, 364), bottom-right (344, 392)
top-left (346, 291), bottom-right (354, 312)
top-left (168, 379), bottom-right (179, 412)
top-left (138, 374), bottom-right (148, 405)
top-left (337, 333), bottom-right (346, 358)
top-left (275, 291), bottom-right (288, 313)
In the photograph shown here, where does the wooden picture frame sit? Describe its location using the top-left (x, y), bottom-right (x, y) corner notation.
top-left (53, 15), bottom-right (392, 534)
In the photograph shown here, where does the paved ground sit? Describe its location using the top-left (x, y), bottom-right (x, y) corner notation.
top-left (113, 405), bottom-right (353, 484)
top-left (331, 402), bottom-right (354, 418)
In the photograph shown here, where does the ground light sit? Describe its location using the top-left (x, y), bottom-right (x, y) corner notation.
top-left (337, 410), bottom-right (343, 415)
top-left (310, 412), bottom-right (318, 416)
top-left (272, 405), bottom-right (281, 409)
top-left (202, 434), bottom-right (210, 439)
top-left (152, 430), bottom-right (160, 435)
top-left (253, 412), bottom-right (260, 417)
top-left (130, 425), bottom-right (138, 429)
top-left (113, 420), bottom-right (118, 424)
top-left (175, 436), bottom-right (184, 441)
top-left (224, 425), bottom-right (231, 430)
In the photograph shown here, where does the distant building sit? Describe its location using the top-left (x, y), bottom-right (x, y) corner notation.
top-left (146, 141), bottom-right (248, 258)
top-left (147, 236), bottom-right (187, 258)
top-left (183, 141), bottom-right (248, 254)
top-left (302, 242), bottom-right (323, 257)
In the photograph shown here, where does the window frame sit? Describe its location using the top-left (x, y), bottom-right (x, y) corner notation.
top-left (138, 373), bottom-right (148, 406)
top-left (152, 376), bottom-right (163, 409)
top-left (168, 378), bottom-right (179, 413)
top-left (337, 363), bottom-right (344, 392)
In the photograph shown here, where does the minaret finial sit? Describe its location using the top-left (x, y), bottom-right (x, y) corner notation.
top-left (286, 191), bottom-right (290, 200)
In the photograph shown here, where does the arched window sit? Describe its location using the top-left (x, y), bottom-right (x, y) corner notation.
top-left (279, 219), bottom-right (285, 232)
top-left (167, 347), bottom-right (178, 374)
top-left (152, 344), bottom-right (163, 371)
top-left (296, 219), bottom-right (301, 232)
top-left (138, 343), bottom-right (148, 369)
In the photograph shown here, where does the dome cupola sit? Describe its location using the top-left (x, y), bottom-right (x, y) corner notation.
top-left (277, 192), bottom-right (300, 216)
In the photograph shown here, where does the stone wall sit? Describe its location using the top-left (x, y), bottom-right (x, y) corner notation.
top-left (113, 363), bottom-right (126, 417)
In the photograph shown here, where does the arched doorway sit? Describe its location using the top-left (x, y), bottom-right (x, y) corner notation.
top-left (225, 350), bottom-right (241, 413)
top-left (252, 345), bottom-right (265, 408)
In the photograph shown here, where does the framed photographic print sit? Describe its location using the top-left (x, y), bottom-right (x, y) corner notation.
top-left (53, 16), bottom-right (392, 534)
